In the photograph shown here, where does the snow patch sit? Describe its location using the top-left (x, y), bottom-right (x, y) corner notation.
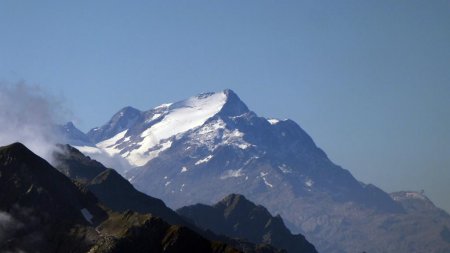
top-left (195, 155), bottom-right (213, 165)
top-left (238, 143), bottom-right (251, 149)
top-left (267, 118), bottom-right (280, 125)
top-left (222, 129), bottom-right (251, 150)
top-left (154, 103), bottom-right (172, 110)
top-left (97, 130), bottom-right (128, 156)
top-left (146, 113), bottom-right (162, 122)
top-left (278, 164), bottom-right (292, 174)
top-left (81, 208), bottom-right (93, 224)
top-left (305, 179), bottom-right (314, 187)
top-left (260, 172), bottom-right (273, 188)
top-left (127, 139), bottom-right (172, 167)
top-left (220, 169), bottom-right (244, 179)
top-left (243, 156), bottom-right (259, 167)
top-left (405, 192), bottom-right (427, 200)
top-left (262, 177), bottom-right (273, 188)
top-left (190, 119), bottom-right (253, 151)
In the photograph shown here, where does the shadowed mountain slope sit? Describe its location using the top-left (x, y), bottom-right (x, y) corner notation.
top-left (52, 144), bottom-right (288, 253)
top-left (178, 194), bottom-right (317, 253)
top-left (0, 143), bottom-right (273, 253)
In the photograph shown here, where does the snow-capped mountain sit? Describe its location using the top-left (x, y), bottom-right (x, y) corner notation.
top-left (77, 90), bottom-right (251, 168)
top-left (73, 89), bottom-right (397, 209)
top-left (63, 89), bottom-right (450, 253)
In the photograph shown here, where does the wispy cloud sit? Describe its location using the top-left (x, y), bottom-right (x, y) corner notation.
top-left (0, 211), bottom-right (23, 244)
top-left (0, 208), bottom-right (42, 253)
top-left (0, 82), bottom-right (68, 161)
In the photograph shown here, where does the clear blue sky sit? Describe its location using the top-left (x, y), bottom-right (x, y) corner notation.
top-left (1, 1), bottom-right (449, 211)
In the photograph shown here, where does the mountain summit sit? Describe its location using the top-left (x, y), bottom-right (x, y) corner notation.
top-left (72, 89), bottom-right (255, 167)
top-left (87, 106), bottom-right (142, 143)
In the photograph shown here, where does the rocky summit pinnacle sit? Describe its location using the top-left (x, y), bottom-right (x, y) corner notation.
top-left (219, 89), bottom-right (250, 116)
top-left (87, 106), bottom-right (143, 143)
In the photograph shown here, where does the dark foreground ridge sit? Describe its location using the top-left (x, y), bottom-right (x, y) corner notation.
top-left (0, 143), bottom-right (283, 253)
top-left (52, 144), bottom-right (290, 253)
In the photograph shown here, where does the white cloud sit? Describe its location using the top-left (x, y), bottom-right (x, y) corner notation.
top-left (0, 82), bottom-right (68, 162)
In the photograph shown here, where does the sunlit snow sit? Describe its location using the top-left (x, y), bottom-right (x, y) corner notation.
top-left (260, 172), bottom-right (273, 188)
top-left (195, 155), bottom-right (213, 165)
top-left (127, 140), bottom-right (172, 166)
top-left (74, 91), bottom-right (255, 168)
top-left (220, 169), bottom-right (244, 179)
top-left (190, 119), bottom-right (252, 151)
top-left (267, 118), bottom-right (280, 125)
top-left (146, 113), bottom-right (162, 122)
top-left (305, 179), bottom-right (314, 187)
top-left (279, 164), bottom-right (292, 174)
top-left (97, 130), bottom-right (128, 156)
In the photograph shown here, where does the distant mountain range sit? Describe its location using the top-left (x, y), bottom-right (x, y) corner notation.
top-left (60, 89), bottom-right (450, 253)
